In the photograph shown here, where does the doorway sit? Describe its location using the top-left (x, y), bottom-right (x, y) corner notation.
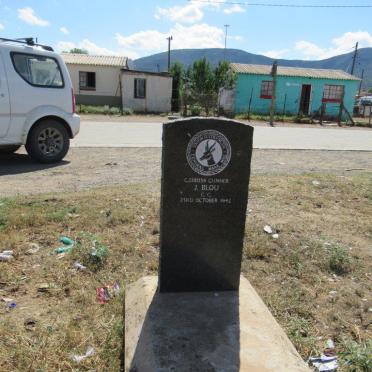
top-left (299, 84), bottom-right (312, 115)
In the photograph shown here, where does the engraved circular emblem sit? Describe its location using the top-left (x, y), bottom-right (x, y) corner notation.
top-left (186, 130), bottom-right (231, 176)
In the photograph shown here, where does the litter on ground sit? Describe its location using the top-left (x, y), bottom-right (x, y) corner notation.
top-left (26, 243), bottom-right (40, 255)
top-left (0, 250), bottom-right (14, 261)
top-left (96, 283), bottom-right (120, 304)
top-left (55, 236), bottom-right (75, 254)
top-left (70, 346), bottom-right (95, 363)
top-left (73, 262), bottom-right (87, 271)
top-left (264, 225), bottom-right (273, 234)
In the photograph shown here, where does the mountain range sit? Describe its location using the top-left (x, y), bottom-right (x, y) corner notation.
top-left (133, 48), bottom-right (372, 90)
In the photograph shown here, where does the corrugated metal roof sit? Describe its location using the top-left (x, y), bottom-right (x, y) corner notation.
top-left (230, 63), bottom-right (360, 81)
top-left (61, 53), bottom-right (128, 67)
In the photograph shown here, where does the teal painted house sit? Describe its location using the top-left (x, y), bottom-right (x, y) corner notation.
top-left (231, 63), bottom-right (360, 118)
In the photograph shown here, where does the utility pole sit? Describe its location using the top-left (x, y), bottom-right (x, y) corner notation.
top-left (167, 36), bottom-right (173, 72)
top-left (351, 42), bottom-right (358, 75)
top-left (224, 24), bottom-right (230, 60)
top-left (358, 69), bottom-right (364, 96)
top-left (269, 61), bottom-right (278, 127)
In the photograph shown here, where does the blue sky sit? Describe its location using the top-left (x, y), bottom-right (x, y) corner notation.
top-left (0, 0), bottom-right (371, 60)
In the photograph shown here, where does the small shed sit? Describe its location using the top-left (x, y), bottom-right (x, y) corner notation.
top-left (121, 70), bottom-right (172, 113)
top-left (62, 53), bottom-right (128, 107)
top-left (231, 63), bottom-right (360, 118)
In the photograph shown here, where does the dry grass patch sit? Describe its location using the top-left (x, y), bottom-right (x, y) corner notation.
top-left (0, 173), bottom-right (371, 371)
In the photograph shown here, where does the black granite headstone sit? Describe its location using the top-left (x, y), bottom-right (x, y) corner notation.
top-left (159, 118), bottom-right (253, 292)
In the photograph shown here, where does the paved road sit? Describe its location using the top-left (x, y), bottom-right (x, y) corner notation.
top-left (72, 121), bottom-right (372, 151)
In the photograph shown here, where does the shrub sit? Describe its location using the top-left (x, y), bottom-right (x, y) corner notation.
top-left (190, 105), bottom-right (202, 116)
top-left (339, 339), bottom-right (372, 371)
top-left (77, 104), bottom-right (129, 116)
top-left (326, 244), bottom-right (352, 275)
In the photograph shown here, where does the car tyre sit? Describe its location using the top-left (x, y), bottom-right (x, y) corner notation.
top-left (26, 119), bottom-right (70, 163)
top-left (0, 145), bottom-right (21, 154)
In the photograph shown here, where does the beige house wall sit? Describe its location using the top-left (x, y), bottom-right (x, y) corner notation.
top-left (66, 64), bottom-right (122, 106)
top-left (121, 71), bottom-right (172, 113)
top-left (66, 64), bottom-right (122, 96)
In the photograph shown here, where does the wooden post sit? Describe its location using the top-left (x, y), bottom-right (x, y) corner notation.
top-left (269, 61), bottom-right (278, 127)
top-left (119, 73), bottom-right (124, 115)
top-left (338, 90), bottom-right (345, 126)
top-left (282, 93), bottom-right (287, 116)
top-left (319, 103), bottom-right (325, 125)
top-left (248, 88), bottom-right (253, 120)
top-left (369, 107), bottom-right (372, 127)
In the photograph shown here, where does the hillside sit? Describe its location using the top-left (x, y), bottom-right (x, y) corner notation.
top-left (133, 48), bottom-right (372, 89)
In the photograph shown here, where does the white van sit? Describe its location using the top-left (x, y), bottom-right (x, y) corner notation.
top-left (0, 38), bottom-right (80, 163)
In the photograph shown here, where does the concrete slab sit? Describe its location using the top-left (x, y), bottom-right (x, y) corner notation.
top-left (125, 276), bottom-right (310, 372)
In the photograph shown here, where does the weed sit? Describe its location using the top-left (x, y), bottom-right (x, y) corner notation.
top-left (76, 104), bottom-right (133, 116)
top-left (72, 232), bottom-right (109, 271)
top-left (286, 316), bottom-right (318, 358)
top-left (339, 339), bottom-right (372, 372)
top-left (326, 244), bottom-right (353, 275)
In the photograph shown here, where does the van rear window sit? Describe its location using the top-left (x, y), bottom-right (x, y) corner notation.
top-left (11, 52), bottom-right (64, 88)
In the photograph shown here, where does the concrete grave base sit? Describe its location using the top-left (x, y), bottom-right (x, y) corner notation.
top-left (125, 275), bottom-right (310, 372)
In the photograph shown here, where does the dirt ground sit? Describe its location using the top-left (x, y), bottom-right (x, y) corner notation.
top-left (1, 148), bottom-right (371, 197)
top-left (80, 113), bottom-right (372, 130)
top-left (0, 173), bottom-right (371, 371)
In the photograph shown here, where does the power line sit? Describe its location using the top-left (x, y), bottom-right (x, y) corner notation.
top-left (190, 0), bottom-right (372, 8)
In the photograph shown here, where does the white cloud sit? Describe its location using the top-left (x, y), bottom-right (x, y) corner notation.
top-left (295, 41), bottom-right (325, 59)
top-left (261, 49), bottom-right (290, 59)
top-left (295, 31), bottom-right (372, 60)
top-left (0, 22), bottom-right (4, 31)
top-left (155, 3), bottom-right (204, 23)
top-left (155, 1), bottom-right (225, 24)
top-left (116, 23), bottom-right (224, 58)
top-left (224, 4), bottom-right (246, 14)
top-left (17, 7), bottom-right (49, 27)
top-left (57, 39), bottom-right (118, 56)
top-left (57, 41), bottom-right (75, 52)
top-left (229, 35), bottom-right (244, 42)
top-left (60, 26), bottom-right (69, 35)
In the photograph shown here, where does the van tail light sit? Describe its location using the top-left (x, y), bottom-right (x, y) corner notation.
top-left (71, 88), bottom-right (76, 113)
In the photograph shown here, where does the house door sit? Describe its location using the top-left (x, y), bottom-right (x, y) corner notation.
top-left (0, 53), bottom-right (11, 138)
top-left (299, 84), bottom-right (311, 115)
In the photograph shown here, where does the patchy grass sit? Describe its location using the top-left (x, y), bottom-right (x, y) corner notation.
top-left (0, 173), bottom-right (371, 371)
top-left (76, 104), bottom-right (133, 116)
top-left (339, 339), bottom-right (372, 371)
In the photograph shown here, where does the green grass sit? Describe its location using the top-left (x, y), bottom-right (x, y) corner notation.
top-left (339, 339), bottom-right (372, 371)
top-left (76, 104), bottom-right (133, 116)
top-left (0, 173), bottom-right (371, 370)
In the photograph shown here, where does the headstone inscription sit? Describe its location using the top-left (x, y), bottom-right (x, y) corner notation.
top-left (159, 118), bottom-right (253, 292)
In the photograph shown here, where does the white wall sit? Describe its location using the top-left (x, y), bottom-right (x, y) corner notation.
top-left (66, 64), bottom-right (121, 97)
top-left (121, 71), bottom-right (172, 113)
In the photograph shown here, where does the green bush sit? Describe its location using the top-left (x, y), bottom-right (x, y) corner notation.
top-left (122, 107), bottom-right (133, 115)
top-left (326, 244), bottom-right (352, 275)
top-left (339, 339), bottom-right (372, 371)
top-left (190, 105), bottom-right (202, 116)
top-left (76, 104), bottom-right (131, 116)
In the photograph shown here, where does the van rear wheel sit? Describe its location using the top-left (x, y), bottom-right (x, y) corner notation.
top-left (26, 120), bottom-right (70, 163)
top-left (0, 145), bottom-right (21, 154)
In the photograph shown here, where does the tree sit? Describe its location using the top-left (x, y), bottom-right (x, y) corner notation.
top-left (214, 61), bottom-right (236, 91)
top-left (69, 48), bottom-right (88, 54)
top-left (368, 88), bottom-right (372, 94)
top-left (170, 62), bottom-right (184, 112)
top-left (171, 58), bottom-right (236, 116)
top-left (190, 58), bottom-right (215, 115)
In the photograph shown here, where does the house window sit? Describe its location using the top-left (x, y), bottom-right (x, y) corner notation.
top-left (260, 80), bottom-right (273, 99)
top-left (134, 78), bottom-right (146, 99)
top-left (79, 71), bottom-right (96, 90)
top-left (322, 84), bottom-right (344, 103)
